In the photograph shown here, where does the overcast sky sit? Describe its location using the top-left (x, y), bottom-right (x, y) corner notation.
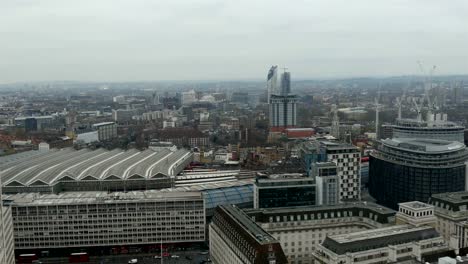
top-left (1, 0), bottom-right (467, 83)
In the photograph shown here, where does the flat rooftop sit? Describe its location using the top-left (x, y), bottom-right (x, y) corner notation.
top-left (322, 225), bottom-right (440, 254)
top-left (431, 191), bottom-right (468, 204)
top-left (5, 191), bottom-right (203, 206)
top-left (246, 201), bottom-right (395, 217)
top-left (399, 201), bottom-right (434, 210)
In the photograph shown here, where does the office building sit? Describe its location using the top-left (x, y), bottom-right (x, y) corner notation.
top-left (269, 94), bottom-right (298, 132)
top-left (209, 205), bottom-right (288, 264)
top-left (247, 202), bottom-right (395, 264)
top-left (313, 224), bottom-right (448, 264)
top-left (428, 192), bottom-right (468, 250)
top-left (181, 89), bottom-right (197, 105)
top-left (312, 162), bottom-right (339, 206)
top-left (369, 138), bottom-right (468, 210)
top-left (8, 191), bottom-right (205, 251)
top-left (280, 71), bottom-right (291, 95)
top-left (92, 122), bottom-right (117, 141)
top-left (301, 140), bottom-right (361, 202)
top-left (267, 65), bottom-right (279, 104)
top-left (253, 174), bottom-right (315, 209)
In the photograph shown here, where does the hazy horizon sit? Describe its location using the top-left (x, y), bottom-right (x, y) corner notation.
top-left (1, 0), bottom-right (467, 83)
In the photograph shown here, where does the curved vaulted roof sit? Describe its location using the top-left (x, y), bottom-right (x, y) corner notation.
top-left (0, 148), bottom-right (193, 187)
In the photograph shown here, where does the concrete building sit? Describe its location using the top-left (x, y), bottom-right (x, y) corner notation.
top-left (269, 94), bottom-right (298, 132)
top-left (8, 191), bottom-right (205, 251)
top-left (428, 192), bottom-right (468, 250)
top-left (313, 224), bottom-right (448, 264)
top-left (247, 202), bottom-right (395, 264)
top-left (209, 205), bottom-right (288, 264)
top-left (313, 162), bottom-right (339, 206)
top-left (370, 138), bottom-right (468, 210)
top-left (92, 122), bottom-right (117, 141)
top-left (253, 174), bottom-right (315, 209)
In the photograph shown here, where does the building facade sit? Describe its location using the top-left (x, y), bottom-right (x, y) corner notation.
top-left (392, 118), bottom-right (465, 143)
top-left (269, 94), bottom-right (298, 132)
top-left (0, 201), bottom-right (15, 264)
top-left (9, 191), bottom-right (205, 251)
top-left (428, 192), bottom-right (468, 250)
top-left (92, 122), bottom-right (117, 141)
top-left (253, 175), bottom-right (315, 209)
top-left (301, 140), bottom-right (361, 202)
top-left (267, 65), bottom-right (279, 104)
top-left (313, 162), bottom-right (339, 206)
top-left (369, 138), bottom-right (468, 210)
top-left (209, 205), bottom-right (288, 264)
top-left (247, 202), bottom-right (395, 264)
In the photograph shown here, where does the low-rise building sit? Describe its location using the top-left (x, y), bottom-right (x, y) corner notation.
top-left (209, 205), bottom-right (288, 264)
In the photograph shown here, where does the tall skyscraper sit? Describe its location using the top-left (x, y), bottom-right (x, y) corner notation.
top-left (267, 65), bottom-right (278, 104)
top-left (268, 66), bottom-right (297, 132)
top-left (269, 94), bottom-right (298, 132)
top-left (280, 71), bottom-right (291, 95)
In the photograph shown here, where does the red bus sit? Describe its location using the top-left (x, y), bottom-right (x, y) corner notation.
top-left (69, 252), bottom-right (89, 263)
top-left (18, 254), bottom-right (38, 264)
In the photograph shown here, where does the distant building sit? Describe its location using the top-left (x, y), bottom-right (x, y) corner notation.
top-left (231, 92), bottom-right (249, 105)
top-left (209, 205), bottom-right (288, 264)
top-left (149, 128), bottom-right (209, 147)
top-left (269, 94), bottom-right (298, 132)
top-left (253, 174), bottom-right (315, 209)
top-left (380, 123), bottom-right (394, 139)
top-left (370, 138), bottom-right (468, 210)
top-left (313, 225), bottom-right (448, 264)
top-left (267, 65), bottom-right (279, 104)
top-left (181, 89), bottom-right (197, 105)
top-left (92, 122), bottom-right (117, 141)
top-left (280, 71), bottom-right (291, 95)
top-left (313, 162), bottom-right (339, 206)
top-left (247, 202), bottom-right (395, 264)
top-left (112, 109), bottom-right (135, 123)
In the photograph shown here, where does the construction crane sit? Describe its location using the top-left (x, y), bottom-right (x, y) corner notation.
top-left (412, 98), bottom-right (422, 122)
top-left (395, 97), bottom-right (403, 119)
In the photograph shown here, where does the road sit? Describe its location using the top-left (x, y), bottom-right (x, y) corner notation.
top-left (36, 251), bottom-right (211, 264)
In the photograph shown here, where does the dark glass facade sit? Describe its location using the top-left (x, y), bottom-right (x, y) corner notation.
top-left (369, 155), bottom-right (466, 210)
top-left (257, 182), bottom-right (315, 208)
